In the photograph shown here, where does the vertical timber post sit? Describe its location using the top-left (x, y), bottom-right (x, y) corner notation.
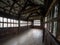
top-left (18, 19), bottom-right (20, 33)
top-left (31, 20), bottom-right (34, 28)
top-left (41, 16), bottom-right (45, 42)
top-left (27, 20), bottom-right (28, 29)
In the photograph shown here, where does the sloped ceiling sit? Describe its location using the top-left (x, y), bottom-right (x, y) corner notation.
top-left (0, 0), bottom-right (45, 20)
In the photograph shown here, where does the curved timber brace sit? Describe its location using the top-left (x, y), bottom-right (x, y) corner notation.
top-left (18, 0), bottom-right (33, 19)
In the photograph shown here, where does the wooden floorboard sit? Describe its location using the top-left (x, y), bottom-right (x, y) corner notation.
top-left (1, 29), bottom-right (44, 45)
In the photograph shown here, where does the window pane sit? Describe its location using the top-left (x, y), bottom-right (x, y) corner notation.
top-left (0, 17), bottom-right (3, 22)
top-left (34, 20), bottom-right (40, 26)
top-left (16, 20), bottom-right (18, 23)
top-left (53, 21), bottom-right (57, 37)
top-left (20, 21), bottom-right (27, 23)
top-left (54, 5), bottom-right (58, 18)
top-left (28, 22), bottom-right (31, 25)
top-left (16, 24), bottom-right (18, 27)
top-left (8, 24), bottom-right (10, 27)
top-left (45, 17), bottom-right (47, 22)
top-left (14, 24), bottom-right (16, 27)
top-left (4, 23), bottom-right (7, 27)
top-left (4, 18), bottom-right (7, 22)
top-left (11, 24), bottom-right (13, 27)
top-left (11, 19), bottom-right (13, 23)
top-left (20, 24), bottom-right (27, 27)
top-left (0, 23), bottom-right (3, 28)
top-left (14, 20), bottom-right (18, 23)
top-left (34, 20), bottom-right (40, 24)
top-left (34, 24), bottom-right (40, 26)
top-left (14, 20), bottom-right (16, 23)
top-left (14, 24), bottom-right (18, 27)
top-left (45, 23), bottom-right (47, 28)
top-left (20, 20), bottom-right (27, 27)
top-left (8, 19), bottom-right (10, 22)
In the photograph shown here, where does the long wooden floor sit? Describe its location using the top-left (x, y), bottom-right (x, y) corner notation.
top-left (2, 29), bottom-right (44, 45)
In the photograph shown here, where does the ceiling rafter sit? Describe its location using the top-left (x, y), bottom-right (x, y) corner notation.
top-left (28, 15), bottom-right (41, 20)
top-left (16, 2), bottom-right (22, 7)
top-left (9, 1), bottom-right (17, 14)
top-left (18, 0), bottom-right (30, 19)
top-left (0, 7), bottom-right (18, 16)
top-left (22, 9), bottom-right (41, 20)
top-left (21, 6), bottom-right (40, 14)
top-left (21, 10), bottom-right (39, 18)
top-left (17, 0), bottom-right (39, 19)
top-left (0, 0), bottom-right (46, 20)
top-left (20, 4), bottom-right (45, 20)
top-left (0, 0), bottom-right (8, 5)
